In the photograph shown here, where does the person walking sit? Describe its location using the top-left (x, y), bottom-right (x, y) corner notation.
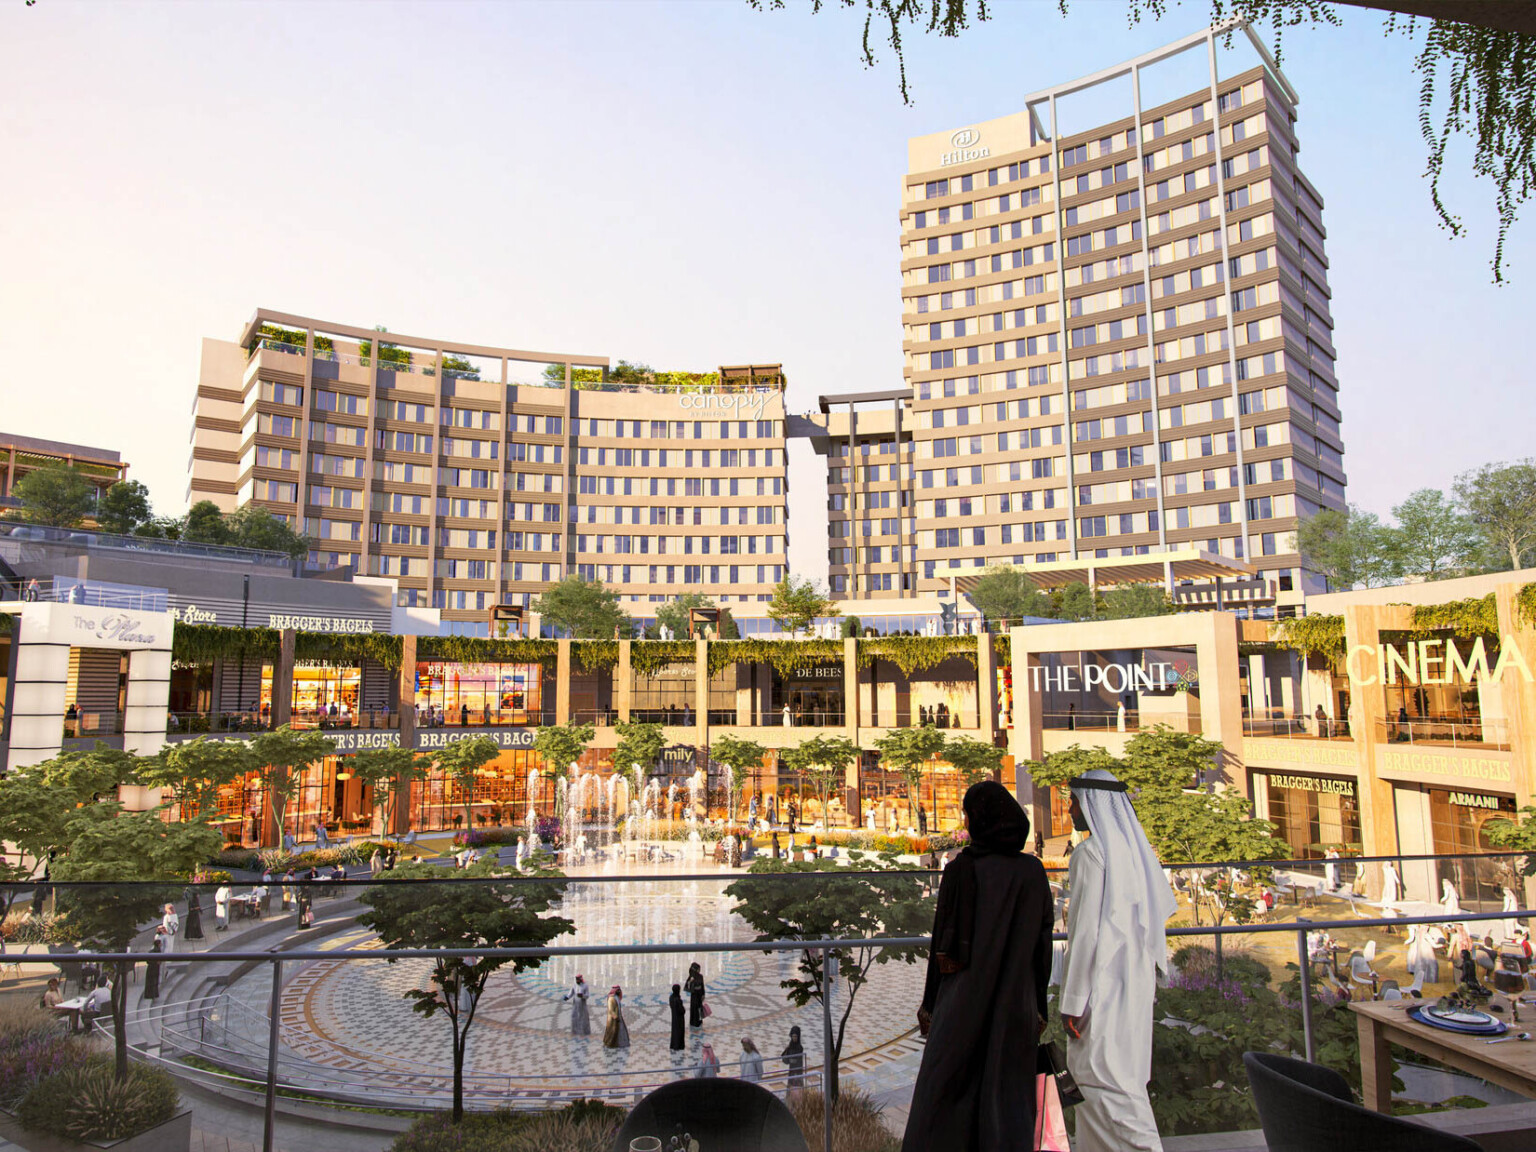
top-left (917, 802), bottom-right (928, 838)
top-left (781, 1026), bottom-right (805, 1093)
top-left (142, 928), bottom-right (167, 1001)
top-left (901, 781), bottom-right (1053, 1152)
top-left (160, 902), bottom-right (180, 956)
top-left (214, 882), bottom-right (230, 932)
top-left (296, 889), bottom-right (314, 930)
top-left (740, 1037), bottom-right (764, 1082)
top-left (668, 984), bottom-right (686, 1051)
top-left (183, 888), bottom-right (204, 942)
top-left (695, 1043), bottom-right (720, 1078)
top-left (602, 985), bottom-right (630, 1049)
top-left (684, 962), bottom-right (706, 1028)
top-left (1060, 769), bottom-right (1178, 1152)
top-left (563, 974), bottom-right (592, 1037)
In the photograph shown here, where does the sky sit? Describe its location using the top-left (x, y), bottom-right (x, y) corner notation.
top-left (2, 0), bottom-right (1531, 584)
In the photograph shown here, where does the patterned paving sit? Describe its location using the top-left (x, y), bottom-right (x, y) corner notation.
top-left (214, 878), bottom-right (927, 1104)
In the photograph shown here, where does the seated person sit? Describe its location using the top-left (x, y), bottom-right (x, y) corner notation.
top-left (79, 982), bottom-right (113, 1033)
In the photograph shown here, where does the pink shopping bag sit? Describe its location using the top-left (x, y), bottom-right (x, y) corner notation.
top-left (1035, 1073), bottom-right (1070, 1152)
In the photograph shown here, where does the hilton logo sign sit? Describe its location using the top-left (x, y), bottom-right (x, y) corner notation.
top-left (941, 128), bottom-right (990, 167)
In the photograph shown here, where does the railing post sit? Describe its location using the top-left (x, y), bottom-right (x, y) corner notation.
top-left (1296, 929), bottom-right (1316, 1063)
top-left (263, 957), bottom-right (282, 1152)
top-left (821, 943), bottom-right (834, 1152)
top-left (1214, 929), bottom-right (1223, 982)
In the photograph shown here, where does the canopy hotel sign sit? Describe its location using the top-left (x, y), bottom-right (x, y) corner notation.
top-left (1344, 637), bottom-right (1532, 687)
top-left (677, 391), bottom-right (770, 412)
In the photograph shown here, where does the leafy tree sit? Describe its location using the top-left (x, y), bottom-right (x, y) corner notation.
top-left (1483, 804), bottom-right (1536, 876)
top-left (768, 575), bottom-right (837, 637)
top-left (225, 504), bottom-right (310, 559)
top-left (95, 480), bottom-right (152, 535)
top-left (13, 463), bottom-right (96, 528)
top-left (358, 858), bottom-right (573, 1122)
top-left (181, 500), bottom-right (230, 545)
top-left (1051, 582), bottom-right (1102, 622)
top-left (344, 746), bottom-right (429, 835)
top-left (613, 719), bottom-right (666, 782)
top-left (51, 803), bottom-right (221, 1078)
top-left (246, 727), bottom-right (337, 845)
top-left (1454, 459), bottom-right (1536, 570)
top-left (430, 735), bottom-right (503, 834)
top-left (532, 721), bottom-right (595, 779)
top-left (654, 592), bottom-right (716, 638)
top-left (783, 735), bottom-right (859, 829)
top-left (968, 564), bottom-right (1053, 624)
top-left (1392, 487), bottom-right (1481, 579)
top-left (133, 514), bottom-right (183, 540)
top-left (941, 734), bottom-right (1003, 788)
top-left (874, 726), bottom-right (947, 823)
top-left (709, 734), bottom-right (770, 819)
top-left (725, 856), bottom-right (929, 1102)
top-left (1100, 584), bottom-right (1176, 620)
top-left (138, 737), bottom-right (256, 821)
top-left (755, 1), bottom-right (1536, 281)
top-left (533, 575), bottom-right (633, 638)
top-left (0, 748), bottom-right (142, 864)
top-left (1296, 505), bottom-right (1402, 590)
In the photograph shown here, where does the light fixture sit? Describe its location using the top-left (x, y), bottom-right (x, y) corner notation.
top-left (335, 771), bottom-right (352, 781)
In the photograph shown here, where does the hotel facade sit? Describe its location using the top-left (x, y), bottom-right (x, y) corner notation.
top-left (810, 25), bottom-right (1345, 616)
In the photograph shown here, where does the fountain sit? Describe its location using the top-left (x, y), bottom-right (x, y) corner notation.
top-left (526, 767), bottom-right (540, 832)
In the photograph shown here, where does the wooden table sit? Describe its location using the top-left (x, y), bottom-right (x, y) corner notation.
top-left (1350, 999), bottom-right (1536, 1111)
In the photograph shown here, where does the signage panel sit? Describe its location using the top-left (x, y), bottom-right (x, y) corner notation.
top-left (26, 602), bottom-right (172, 650)
top-left (1377, 747), bottom-right (1514, 789)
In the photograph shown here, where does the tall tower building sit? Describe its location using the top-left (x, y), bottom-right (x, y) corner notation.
top-left (190, 311), bottom-right (789, 634)
top-left (813, 24), bottom-right (1345, 616)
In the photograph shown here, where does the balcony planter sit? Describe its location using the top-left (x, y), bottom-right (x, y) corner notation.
top-left (0, 1109), bottom-right (191, 1152)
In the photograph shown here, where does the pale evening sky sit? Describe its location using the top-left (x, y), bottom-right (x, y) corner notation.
top-left (1, 1), bottom-right (1530, 583)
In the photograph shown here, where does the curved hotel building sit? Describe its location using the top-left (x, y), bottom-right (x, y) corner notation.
top-left (189, 310), bottom-right (789, 634)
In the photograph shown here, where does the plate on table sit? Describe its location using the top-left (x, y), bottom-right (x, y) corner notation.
top-left (1409, 1004), bottom-right (1508, 1036)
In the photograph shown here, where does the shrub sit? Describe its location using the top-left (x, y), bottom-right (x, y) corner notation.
top-left (18, 1057), bottom-right (179, 1142)
top-left (389, 1101), bottom-right (624, 1152)
top-left (787, 1088), bottom-right (901, 1152)
top-left (453, 826), bottom-right (523, 848)
top-left (211, 846), bottom-right (259, 870)
top-left (0, 1003), bottom-right (89, 1109)
top-left (927, 830), bottom-right (970, 852)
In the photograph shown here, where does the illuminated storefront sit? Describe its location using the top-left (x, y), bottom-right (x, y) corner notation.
top-left (413, 661), bottom-right (545, 728)
top-left (1256, 771), bottom-right (1360, 860)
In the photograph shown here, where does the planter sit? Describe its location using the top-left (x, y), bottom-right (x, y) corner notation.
top-left (0, 1109), bottom-right (191, 1152)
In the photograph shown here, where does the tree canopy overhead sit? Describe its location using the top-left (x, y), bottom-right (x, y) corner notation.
top-left (533, 575), bottom-right (634, 639)
top-left (13, 463), bottom-right (97, 528)
top-left (750, 1), bottom-right (1535, 280)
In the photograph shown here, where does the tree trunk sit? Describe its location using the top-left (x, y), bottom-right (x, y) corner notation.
top-left (452, 1027), bottom-right (465, 1123)
top-left (113, 960), bottom-right (130, 1080)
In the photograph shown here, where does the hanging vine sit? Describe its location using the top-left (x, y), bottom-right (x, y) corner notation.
top-left (171, 623), bottom-right (281, 665)
top-left (293, 631), bottom-right (405, 670)
top-left (1272, 614), bottom-right (1345, 661)
top-left (704, 638), bottom-right (845, 678)
top-left (856, 635), bottom-right (978, 676)
top-left (1517, 583), bottom-right (1536, 628)
top-left (1409, 594), bottom-right (1499, 639)
top-left (572, 640), bottom-right (620, 673)
top-left (416, 635), bottom-right (560, 669)
top-left (992, 632), bottom-right (1010, 668)
top-left (629, 640), bottom-right (699, 676)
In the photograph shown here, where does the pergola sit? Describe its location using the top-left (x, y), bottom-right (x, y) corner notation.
top-left (949, 545), bottom-right (1255, 597)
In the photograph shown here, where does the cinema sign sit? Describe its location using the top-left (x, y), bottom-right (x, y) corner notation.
top-left (1344, 637), bottom-right (1532, 687)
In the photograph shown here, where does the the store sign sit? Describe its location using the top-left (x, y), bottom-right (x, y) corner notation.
top-left (787, 664), bottom-right (842, 681)
top-left (1268, 773), bottom-right (1356, 796)
top-left (677, 391), bottom-right (770, 412)
top-left (1029, 659), bottom-right (1188, 694)
top-left (331, 730), bottom-right (401, 752)
top-left (657, 745), bottom-right (697, 776)
top-left (267, 613), bottom-right (376, 634)
top-left (28, 603), bottom-right (171, 650)
top-left (1245, 738), bottom-right (1359, 771)
top-left (415, 727), bottom-right (537, 751)
top-left (1378, 748), bottom-right (1513, 786)
top-left (1345, 637), bottom-right (1532, 687)
top-left (169, 604), bottom-right (219, 625)
top-left (1447, 790), bottom-right (1501, 810)
top-left (940, 127), bottom-right (990, 167)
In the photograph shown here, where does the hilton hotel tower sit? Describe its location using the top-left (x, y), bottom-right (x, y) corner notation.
top-left (812, 24), bottom-right (1346, 615)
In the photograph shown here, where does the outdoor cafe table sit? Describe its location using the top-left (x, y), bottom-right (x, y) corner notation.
top-left (1350, 999), bottom-right (1536, 1111)
top-left (50, 995), bottom-right (87, 1032)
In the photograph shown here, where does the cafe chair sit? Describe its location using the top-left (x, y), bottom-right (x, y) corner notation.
top-left (1348, 952), bottom-right (1378, 998)
top-left (613, 1078), bottom-right (810, 1152)
top-left (1375, 979), bottom-right (1401, 1001)
top-left (1243, 1052), bottom-right (1482, 1151)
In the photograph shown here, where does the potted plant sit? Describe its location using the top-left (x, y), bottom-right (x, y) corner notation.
top-left (10, 1056), bottom-right (191, 1152)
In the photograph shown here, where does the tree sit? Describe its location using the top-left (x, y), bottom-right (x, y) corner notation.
top-left (430, 735), bottom-right (503, 834)
top-left (13, 463), bottom-right (96, 528)
top-left (613, 720), bottom-right (665, 782)
top-left (533, 575), bottom-right (633, 638)
top-left (655, 592), bottom-right (716, 638)
top-left (1392, 487), bottom-right (1480, 580)
top-left (1454, 459), bottom-right (1536, 570)
top-left (181, 500), bottom-right (230, 545)
top-left (343, 746), bottom-right (429, 836)
top-left (225, 504), bottom-right (310, 560)
top-left (133, 515), bottom-right (183, 540)
top-left (0, 748), bottom-right (142, 864)
top-left (768, 575), bottom-right (836, 637)
top-left (941, 734), bottom-right (1003, 789)
top-left (783, 735), bottom-right (859, 829)
top-left (95, 480), bottom-right (152, 535)
top-left (358, 857), bottom-right (573, 1122)
top-left (1051, 582), bottom-right (1102, 622)
top-left (532, 721), bottom-right (595, 780)
top-left (138, 737), bottom-right (255, 822)
top-left (725, 856), bottom-right (929, 1102)
top-left (1296, 505), bottom-right (1402, 590)
top-left (755, 1), bottom-right (1536, 281)
top-left (709, 734), bottom-right (770, 820)
top-left (246, 727), bottom-right (337, 844)
top-left (51, 803), bottom-right (221, 1078)
top-left (873, 726), bottom-right (947, 824)
top-left (1100, 584), bottom-right (1176, 620)
top-left (968, 565), bottom-right (1053, 625)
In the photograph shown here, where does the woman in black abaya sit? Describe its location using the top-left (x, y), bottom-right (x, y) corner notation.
top-left (668, 984), bottom-right (686, 1051)
top-left (900, 781), bottom-right (1054, 1152)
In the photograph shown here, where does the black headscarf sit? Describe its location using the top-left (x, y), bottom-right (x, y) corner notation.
top-left (931, 782), bottom-right (1031, 976)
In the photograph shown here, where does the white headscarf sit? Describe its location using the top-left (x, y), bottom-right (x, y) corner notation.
top-left (1071, 768), bottom-right (1179, 975)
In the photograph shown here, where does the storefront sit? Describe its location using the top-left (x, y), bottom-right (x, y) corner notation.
top-left (414, 661), bottom-right (545, 728)
top-left (1425, 786), bottom-right (1520, 908)
top-left (775, 662), bottom-right (845, 727)
top-left (1255, 770), bottom-right (1361, 860)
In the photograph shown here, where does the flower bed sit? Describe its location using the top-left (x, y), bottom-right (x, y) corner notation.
top-left (16, 1056), bottom-right (180, 1144)
top-left (0, 1004), bottom-right (90, 1110)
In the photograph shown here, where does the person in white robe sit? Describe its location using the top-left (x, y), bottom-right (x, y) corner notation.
top-left (1405, 923), bottom-right (1439, 988)
top-left (1060, 769), bottom-right (1177, 1152)
top-left (1380, 860), bottom-right (1401, 906)
top-left (214, 883), bottom-right (231, 932)
top-left (1500, 886), bottom-right (1519, 943)
top-left (1440, 878), bottom-right (1461, 916)
top-left (160, 903), bottom-right (181, 962)
top-left (1323, 847), bottom-right (1339, 892)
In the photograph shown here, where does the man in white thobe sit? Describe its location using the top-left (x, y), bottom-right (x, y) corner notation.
top-left (1059, 768), bottom-right (1177, 1152)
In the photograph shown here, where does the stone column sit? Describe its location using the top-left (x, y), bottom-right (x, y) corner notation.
top-left (555, 639), bottom-right (572, 725)
top-left (978, 633), bottom-right (998, 744)
top-left (616, 640), bottom-right (632, 723)
top-left (1343, 604), bottom-right (1400, 894)
top-left (1009, 626), bottom-right (1046, 831)
top-left (1191, 612), bottom-right (1244, 781)
top-left (694, 637), bottom-right (709, 745)
top-left (262, 629), bottom-right (297, 847)
top-left (843, 637), bottom-right (859, 744)
top-left (1494, 584), bottom-right (1536, 907)
top-left (123, 647), bottom-right (171, 759)
top-left (4, 611), bottom-right (68, 772)
top-left (391, 635), bottom-right (418, 836)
